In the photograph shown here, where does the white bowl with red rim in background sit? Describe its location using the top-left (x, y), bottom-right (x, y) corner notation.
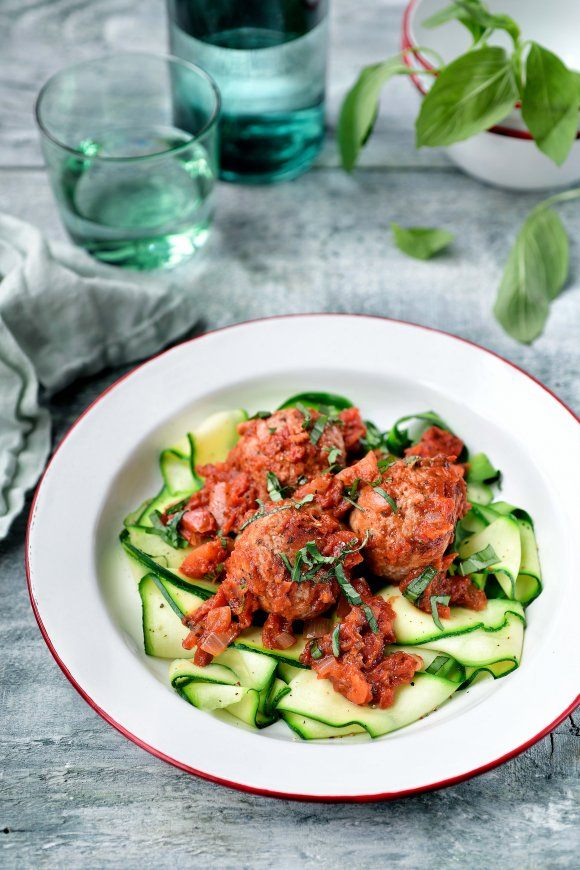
top-left (402, 0), bottom-right (580, 190)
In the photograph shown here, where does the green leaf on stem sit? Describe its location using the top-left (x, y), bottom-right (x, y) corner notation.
top-left (521, 42), bottom-right (580, 166)
top-left (493, 206), bottom-right (569, 344)
top-left (416, 46), bottom-right (517, 147)
top-left (338, 57), bottom-right (411, 171)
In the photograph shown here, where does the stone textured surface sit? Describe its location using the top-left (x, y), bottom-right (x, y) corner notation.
top-left (0, 1), bottom-right (578, 867)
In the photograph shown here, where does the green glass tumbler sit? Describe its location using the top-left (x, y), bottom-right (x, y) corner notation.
top-left (167, 0), bottom-right (329, 184)
top-left (35, 53), bottom-right (220, 270)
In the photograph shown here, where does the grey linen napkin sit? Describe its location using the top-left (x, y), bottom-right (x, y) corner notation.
top-left (0, 213), bottom-right (201, 539)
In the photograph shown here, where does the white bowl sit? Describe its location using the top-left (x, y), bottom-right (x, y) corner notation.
top-left (402, 0), bottom-right (580, 190)
top-left (26, 315), bottom-right (580, 800)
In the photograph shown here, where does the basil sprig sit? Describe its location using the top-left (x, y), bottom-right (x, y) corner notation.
top-left (331, 624), bottom-right (341, 658)
top-left (340, 2), bottom-right (579, 169)
top-left (391, 224), bottom-right (454, 260)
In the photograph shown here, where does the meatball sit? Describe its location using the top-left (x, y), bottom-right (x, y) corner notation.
top-left (350, 456), bottom-right (468, 581)
top-left (228, 407), bottom-right (346, 494)
top-left (226, 504), bottom-right (360, 620)
top-left (183, 504), bottom-right (362, 665)
top-left (405, 425), bottom-right (464, 461)
top-left (182, 407), bottom-right (354, 536)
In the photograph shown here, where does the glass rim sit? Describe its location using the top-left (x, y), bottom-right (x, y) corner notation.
top-left (34, 51), bottom-right (221, 163)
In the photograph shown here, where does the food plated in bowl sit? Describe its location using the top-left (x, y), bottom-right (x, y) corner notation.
top-left (123, 395), bottom-right (540, 739)
top-left (26, 316), bottom-right (579, 799)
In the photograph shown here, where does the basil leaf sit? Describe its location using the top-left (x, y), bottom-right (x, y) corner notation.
top-left (362, 604), bottom-right (379, 634)
top-left (403, 566), bottom-right (437, 603)
top-left (250, 410), bottom-right (271, 420)
top-left (331, 624), bottom-right (341, 658)
top-left (266, 471), bottom-right (285, 502)
top-left (335, 563), bottom-right (363, 605)
top-left (458, 543), bottom-right (499, 575)
top-left (338, 58), bottom-right (411, 171)
top-left (430, 594), bottom-right (451, 631)
top-left (310, 641), bottom-right (323, 661)
top-left (521, 42), bottom-right (579, 167)
top-left (391, 224), bottom-right (454, 261)
top-left (422, 2), bottom-right (486, 41)
top-left (493, 206), bottom-right (569, 343)
top-left (416, 46), bottom-right (517, 147)
top-left (372, 485), bottom-right (398, 513)
top-left (149, 509), bottom-right (189, 549)
top-left (309, 413), bottom-right (328, 445)
top-left (423, 1), bottom-right (520, 43)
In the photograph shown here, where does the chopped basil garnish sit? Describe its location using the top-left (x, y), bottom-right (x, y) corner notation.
top-left (165, 496), bottom-right (190, 514)
top-left (430, 594), bottom-right (451, 631)
top-left (294, 493), bottom-right (314, 507)
top-left (268, 427), bottom-right (277, 434)
top-left (149, 509), bottom-right (189, 549)
top-left (371, 485), bottom-right (397, 512)
top-left (331, 624), bottom-right (341, 657)
top-left (217, 529), bottom-right (228, 549)
top-left (459, 544), bottom-right (499, 576)
top-left (266, 471), bottom-right (285, 502)
top-left (362, 604), bottom-right (379, 634)
top-left (361, 419), bottom-right (385, 452)
top-left (377, 455), bottom-right (397, 472)
top-left (425, 654), bottom-right (453, 677)
top-left (310, 641), bottom-right (323, 660)
top-left (309, 413), bottom-right (328, 445)
top-left (250, 410), bottom-right (271, 419)
top-left (334, 562), bottom-right (362, 605)
top-left (240, 493), bottom-right (314, 531)
top-left (297, 402), bottom-right (312, 431)
top-left (404, 454), bottom-right (420, 466)
top-left (342, 477), bottom-right (364, 510)
top-left (326, 446), bottom-right (342, 469)
top-left (403, 566), bottom-right (437, 603)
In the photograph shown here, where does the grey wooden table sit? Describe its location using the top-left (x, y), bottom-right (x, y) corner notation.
top-left (1, 1), bottom-right (578, 867)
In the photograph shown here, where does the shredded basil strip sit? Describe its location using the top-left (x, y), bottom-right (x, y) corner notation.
top-left (310, 641), bottom-right (323, 660)
top-left (331, 624), bottom-right (341, 657)
top-left (403, 566), bottom-right (437, 603)
top-left (425, 654), bottom-right (453, 676)
top-left (362, 604), bottom-right (379, 634)
top-left (250, 410), bottom-right (272, 420)
top-left (335, 563), bottom-right (362, 605)
top-left (149, 509), bottom-right (189, 549)
top-left (459, 544), bottom-right (499, 576)
top-left (240, 493), bottom-right (314, 531)
top-left (326, 446), bottom-right (342, 468)
top-left (430, 594), bottom-right (451, 631)
top-left (297, 402), bottom-right (312, 431)
top-left (266, 471), bottom-right (285, 502)
top-left (309, 413), bottom-right (328, 445)
top-left (165, 496), bottom-right (190, 514)
top-left (372, 485), bottom-right (397, 512)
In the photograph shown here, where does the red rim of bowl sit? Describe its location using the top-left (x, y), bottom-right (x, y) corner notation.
top-left (25, 313), bottom-right (580, 803)
top-left (401, 0), bottom-right (580, 142)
